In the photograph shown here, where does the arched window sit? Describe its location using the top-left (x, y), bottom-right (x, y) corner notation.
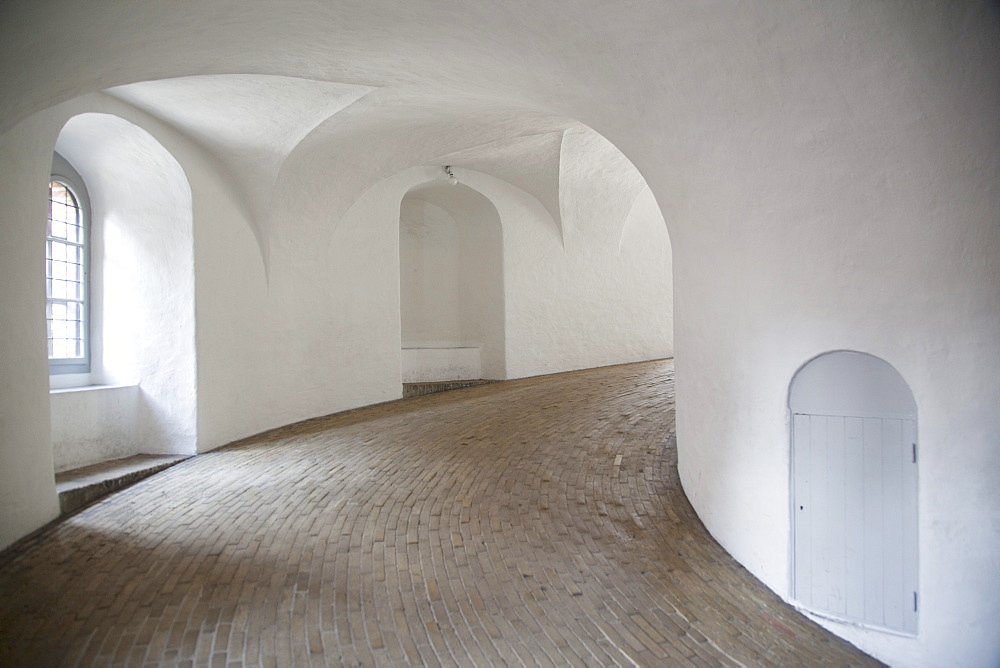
top-left (46, 160), bottom-right (90, 375)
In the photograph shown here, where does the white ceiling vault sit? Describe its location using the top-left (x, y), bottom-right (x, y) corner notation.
top-left (103, 72), bottom-right (642, 257)
top-left (105, 74), bottom-right (624, 257)
top-left (107, 75), bottom-right (375, 254)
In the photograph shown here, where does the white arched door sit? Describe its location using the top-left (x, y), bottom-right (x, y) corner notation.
top-left (790, 351), bottom-right (918, 634)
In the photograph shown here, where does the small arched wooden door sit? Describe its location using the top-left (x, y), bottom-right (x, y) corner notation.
top-left (790, 351), bottom-right (918, 634)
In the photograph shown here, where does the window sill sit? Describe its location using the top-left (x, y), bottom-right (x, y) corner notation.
top-left (50, 383), bottom-right (137, 395)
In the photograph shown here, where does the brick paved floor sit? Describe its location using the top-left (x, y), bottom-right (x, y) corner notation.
top-left (0, 360), bottom-right (879, 666)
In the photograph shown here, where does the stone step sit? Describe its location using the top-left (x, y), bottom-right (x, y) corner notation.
top-left (55, 454), bottom-right (191, 515)
top-left (403, 379), bottom-right (499, 399)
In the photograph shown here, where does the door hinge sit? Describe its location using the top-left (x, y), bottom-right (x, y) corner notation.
top-left (914, 591), bottom-right (918, 612)
top-left (912, 443), bottom-right (917, 463)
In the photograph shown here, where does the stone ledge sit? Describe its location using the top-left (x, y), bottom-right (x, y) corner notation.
top-left (55, 454), bottom-right (191, 515)
top-left (402, 379), bottom-right (499, 399)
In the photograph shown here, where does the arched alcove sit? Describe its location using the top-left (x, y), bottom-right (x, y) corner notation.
top-left (49, 113), bottom-right (197, 470)
top-left (399, 180), bottom-right (505, 383)
top-left (789, 351), bottom-right (918, 635)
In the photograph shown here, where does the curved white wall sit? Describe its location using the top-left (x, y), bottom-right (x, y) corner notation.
top-left (0, 111), bottom-right (64, 543)
top-left (457, 166), bottom-right (673, 380)
top-left (663, 8), bottom-right (1000, 663)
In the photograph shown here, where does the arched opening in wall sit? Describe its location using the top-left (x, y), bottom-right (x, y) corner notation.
top-left (790, 351), bottom-right (918, 635)
top-left (398, 180), bottom-right (505, 388)
top-left (48, 113), bottom-right (197, 472)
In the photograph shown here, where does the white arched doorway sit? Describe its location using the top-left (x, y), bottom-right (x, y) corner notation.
top-left (790, 351), bottom-right (918, 634)
top-left (398, 180), bottom-right (505, 384)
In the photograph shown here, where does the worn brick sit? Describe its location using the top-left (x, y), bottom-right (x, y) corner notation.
top-left (0, 361), bottom-right (879, 666)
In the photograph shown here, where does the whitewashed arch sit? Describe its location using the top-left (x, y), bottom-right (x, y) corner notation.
top-left (51, 113), bottom-right (197, 466)
top-left (399, 179), bottom-right (506, 382)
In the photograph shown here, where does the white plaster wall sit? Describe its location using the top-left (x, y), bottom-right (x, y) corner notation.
top-left (475, 130), bottom-right (673, 379)
top-left (619, 186), bottom-right (674, 357)
top-left (457, 188), bottom-right (506, 379)
top-left (255, 164), bottom-right (412, 429)
top-left (401, 348), bottom-right (481, 383)
top-left (56, 113), bottom-right (197, 458)
top-left (0, 112), bottom-right (63, 548)
top-left (400, 198), bottom-right (463, 346)
top-left (657, 8), bottom-right (1000, 664)
top-left (50, 386), bottom-right (140, 472)
top-left (192, 182), bottom-right (271, 449)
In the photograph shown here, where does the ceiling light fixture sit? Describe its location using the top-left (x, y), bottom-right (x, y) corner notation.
top-left (444, 165), bottom-right (458, 186)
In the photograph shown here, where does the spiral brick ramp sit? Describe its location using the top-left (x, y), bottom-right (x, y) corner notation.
top-left (0, 360), bottom-right (877, 666)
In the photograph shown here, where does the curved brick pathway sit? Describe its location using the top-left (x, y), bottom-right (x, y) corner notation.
top-left (0, 361), bottom-right (877, 666)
